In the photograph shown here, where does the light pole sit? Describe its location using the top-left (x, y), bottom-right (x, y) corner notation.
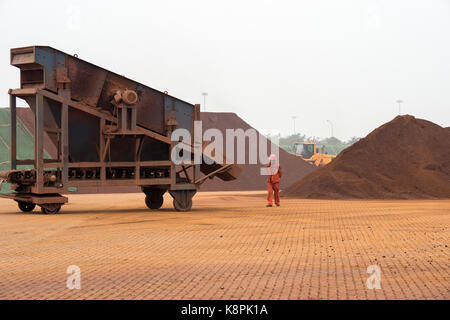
top-left (326, 120), bottom-right (334, 138)
top-left (292, 116), bottom-right (297, 135)
top-left (396, 99), bottom-right (403, 115)
top-left (202, 92), bottom-right (208, 112)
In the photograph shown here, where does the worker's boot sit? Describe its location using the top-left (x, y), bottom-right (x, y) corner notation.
top-left (266, 204), bottom-right (272, 207)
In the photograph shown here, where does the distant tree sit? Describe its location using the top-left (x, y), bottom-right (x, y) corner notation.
top-left (346, 136), bottom-right (360, 145)
top-left (319, 137), bottom-right (344, 145)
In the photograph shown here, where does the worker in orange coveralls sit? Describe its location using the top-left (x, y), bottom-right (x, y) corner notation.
top-left (266, 154), bottom-right (282, 207)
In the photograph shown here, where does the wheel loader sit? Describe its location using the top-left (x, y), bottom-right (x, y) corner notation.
top-left (294, 142), bottom-right (336, 167)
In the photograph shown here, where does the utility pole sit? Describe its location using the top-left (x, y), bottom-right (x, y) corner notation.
top-left (396, 99), bottom-right (403, 115)
top-left (326, 120), bottom-right (334, 138)
top-left (202, 92), bottom-right (208, 112)
top-left (292, 116), bottom-right (297, 135)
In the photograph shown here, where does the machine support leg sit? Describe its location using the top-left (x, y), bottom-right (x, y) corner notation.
top-left (135, 137), bottom-right (142, 183)
top-left (170, 141), bottom-right (176, 189)
top-left (60, 90), bottom-right (69, 189)
top-left (9, 94), bottom-right (16, 170)
top-left (99, 118), bottom-right (106, 181)
top-left (131, 107), bottom-right (136, 132)
top-left (118, 107), bottom-right (131, 132)
top-left (35, 93), bottom-right (44, 193)
top-left (193, 111), bottom-right (201, 182)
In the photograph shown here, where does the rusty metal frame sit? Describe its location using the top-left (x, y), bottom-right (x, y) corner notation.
top-left (34, 92), bottom-right (44, 193)
top-left (8, 87), bottom-right (199, 196)
top-left (4, 46), bottom-right (240, 211)
top-left (0, 192), bottom-right (68, 205)
top-left (9, 93), bottom-right (16, 170)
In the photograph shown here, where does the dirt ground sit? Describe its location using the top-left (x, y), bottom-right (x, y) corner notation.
top-left (0, 192), bottom-right (448, 300)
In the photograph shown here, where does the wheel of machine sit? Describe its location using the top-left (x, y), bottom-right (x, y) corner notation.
top-left (145, 194), bottom-right (164, 210)
top-left (18, 201), bottom-right (36, 212)
top-left (40, 204), bottom-right (61, 214)
top-left (173, 199), bottom-right (192, 212)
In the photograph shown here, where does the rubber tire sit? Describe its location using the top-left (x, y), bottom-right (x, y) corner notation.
top-left (41, 205), bottom-right (61, 214)
top-left (145, 195), bottom-right (164, 210)
top-left (173, 199), bottom-right (192, 212)
top-left (18, 201), bottom-right (36, 212)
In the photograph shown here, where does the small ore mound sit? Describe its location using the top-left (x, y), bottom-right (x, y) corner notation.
top-left (200, 112), bottom-right (316, 191)
top-left (283, 115), bottom-right (450, 199)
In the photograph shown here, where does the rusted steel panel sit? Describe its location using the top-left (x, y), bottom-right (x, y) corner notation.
top-left (165, 95), bottom-right (194, 134)
top-left (10, 46), bottom-right (35, 65)
top-left (135, 83), bottom-right (165, 134)
top-left (68, 108), bottom-right (100, 162)
top-left (34, 47), bottom-right (58, 92)
top-left (67, 57), bottom-right (107, 107)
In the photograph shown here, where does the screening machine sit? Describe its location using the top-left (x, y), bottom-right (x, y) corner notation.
top-left (0, 46), bottom-right (241, 213)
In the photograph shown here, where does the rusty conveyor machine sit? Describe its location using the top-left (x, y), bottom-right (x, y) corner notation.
top-left (0, 46), bottom-right (241, 213)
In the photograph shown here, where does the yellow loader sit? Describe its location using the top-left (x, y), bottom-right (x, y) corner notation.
top-left (294, 142), bottom-right (336, 167)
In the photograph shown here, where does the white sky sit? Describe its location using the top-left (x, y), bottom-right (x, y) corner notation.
top-left (0, 0), bottom-right (449, 140)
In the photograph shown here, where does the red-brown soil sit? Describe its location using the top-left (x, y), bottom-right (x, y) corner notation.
top-left (283, 115), bottom-right (450, 199)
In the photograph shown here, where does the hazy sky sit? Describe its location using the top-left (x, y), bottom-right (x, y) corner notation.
top-left (0, 0), bottom-right (449, 140)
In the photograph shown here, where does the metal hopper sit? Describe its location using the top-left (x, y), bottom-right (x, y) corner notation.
top-left (0, 46), bottom-right (241, 213)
